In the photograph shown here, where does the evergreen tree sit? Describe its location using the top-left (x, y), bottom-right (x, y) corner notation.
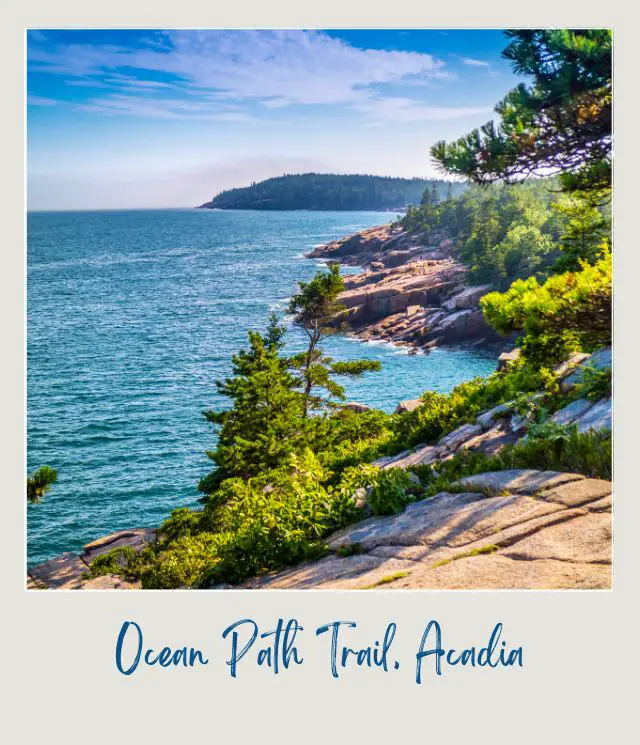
top-left (27, 465), bottom-right (57, 503)
top-left (431, 30), bottom-right (612, 195)
top-left (553, 194), bottom-right (611, 271)
top-left (198, 315), bottom-right (305, 493)
top-left (288, 265), bottom-right (381, 416)
top-left (460, 196), bottom-right (503, 279)
top-left (401, 177), bottom-right (609, 286)
top-left (430, 182), bottom-right (439, 208)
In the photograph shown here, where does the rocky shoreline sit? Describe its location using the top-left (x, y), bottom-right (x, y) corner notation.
top-left (28, 346), bottom-right (611, 590)
top-left (241, 348), bottom-right (612, 590)
top-left (307, 222), bottom-right (505, 352)
top-left (27, 222), bottom-right (611, 591)
top-left (28, 528), bottom-right (155, 590)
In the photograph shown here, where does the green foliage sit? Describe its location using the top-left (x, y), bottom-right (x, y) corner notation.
top-left (390, 363), bottom-right (546, 450)
top-left (553, 193), bottom-right (611, 272)
top-left (481, 251), bottom-right (611, 365)
top-left (201, 173), bottom-right (466, 211)
top-left (431, 30), bottom-right (612, 195)
top-left (410, 428), bottom-right (611, 496)
top-left (332, 463), bottom-right (419, 516)
top-left (138, 533), bottom-right (225, 589)
top-left (572, 364), bottom-right (612, 402)
top-left (402, 176), bottom-right (611, 290)
top-left (88, 546), bottom-right (138, 578)
top-left (288, 264), bottom-right (381, 416)
top-left (158, 507), bottom-right (204, 543)
top-left (367, 468), bottom-right (418, 516)
top-left (312, 409), bottom-right (392, 472)
top-left (140, 450), bottom-right (366, 588)
top-left (26, 465), bottom-right (57, 503)
top-left (501, 427), bottom-right (612, 480)
top-left (288, 263), bottom-right (345, 330)
top-left (525, 418), bottom-right (574, 443)
top-left (198, 316), bottom-right (305, 492)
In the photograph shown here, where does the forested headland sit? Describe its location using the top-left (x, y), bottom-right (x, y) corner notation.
top-left (199, 173), bottom-right (466, 211)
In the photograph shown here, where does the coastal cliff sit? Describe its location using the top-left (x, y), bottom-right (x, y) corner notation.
top-left (308, 223), bottom-right (503, 351)
top-left (27, 217), bottom-right (612, 591)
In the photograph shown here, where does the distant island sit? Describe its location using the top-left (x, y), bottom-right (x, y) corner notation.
top-left (198, 173), bottom-right (466, 211)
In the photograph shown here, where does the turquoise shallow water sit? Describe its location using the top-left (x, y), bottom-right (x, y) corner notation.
top-left (27, 209), bottom-right (496, 566)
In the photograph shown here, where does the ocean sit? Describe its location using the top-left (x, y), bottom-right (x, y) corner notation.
top-left (27, 209), bottom-right (496, 566)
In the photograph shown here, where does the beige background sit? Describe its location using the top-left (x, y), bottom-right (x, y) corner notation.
top-left (3, 3), bottom-right (637, 742)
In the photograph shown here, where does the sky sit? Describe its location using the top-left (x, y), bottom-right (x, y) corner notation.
top-left (27, 29), bottom-right (524, 211)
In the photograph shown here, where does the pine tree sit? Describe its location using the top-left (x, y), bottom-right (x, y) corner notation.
top-left (27, 465), bottom-right (57, 503)
top-left (430, 182), bottom-right (439, 208)
top-left (288, 265), bottom-right (381, 416)
top-left (553, 195), bottom-right (611, 271)
top-left (431, 30), bottom-right (612, 195)
top-left (198, 315), bottom-right (305, 493)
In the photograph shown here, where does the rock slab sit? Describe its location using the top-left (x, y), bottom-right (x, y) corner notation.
top-left (28, 527), bottom-right (156, 590)
top-left (243, 470), bottom-right (611, 590)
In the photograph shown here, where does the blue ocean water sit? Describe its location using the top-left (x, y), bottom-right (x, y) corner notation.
top-left (27, 209), bottom-right (496, 566)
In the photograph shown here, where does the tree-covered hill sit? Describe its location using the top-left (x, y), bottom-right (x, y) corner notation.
top-left (199, 173), bottom-right (466, 211)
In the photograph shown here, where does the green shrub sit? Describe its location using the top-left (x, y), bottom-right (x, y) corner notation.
top-left (390, 363), bottom-right (546, 450)
top-left (158, 507), bottom-right (204, 542)
top-left (367, 468), bottom-right (418, 516)
top-left (128, 450), bottom-right (362, 588)
top-left (88, 546), bottom-right (138, 578)
top-left (572, 364), bottom-right (612, 402)
top-left (141, 533), bottom-right (226, 589)
top-left (499, 428), bottom-right (611, 480)
top-left (481, 251), bottom-right (611, 366)
top-left (410, 428), bottom-right (611, 494)
top-left (525, 419), bottom-right (573, 443)
top-left (314, 410), bottom-right (393, 476)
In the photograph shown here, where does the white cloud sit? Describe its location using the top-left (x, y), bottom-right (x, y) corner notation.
top-left (74, 93), bottom-right (256, 121)
top-left (27, 95), bottom-right (58, 106)
top-left (353, 97), bottom-right (492, 123)
top-left (28, 30), bottom-right (453, 120)
top-left (103, 76), bottom-right (176, 90)
top-left (460, 57), bottom-right (491, 68)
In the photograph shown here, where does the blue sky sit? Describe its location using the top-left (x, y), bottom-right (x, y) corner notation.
top-left (27, 29), bottom-right (523, 210)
